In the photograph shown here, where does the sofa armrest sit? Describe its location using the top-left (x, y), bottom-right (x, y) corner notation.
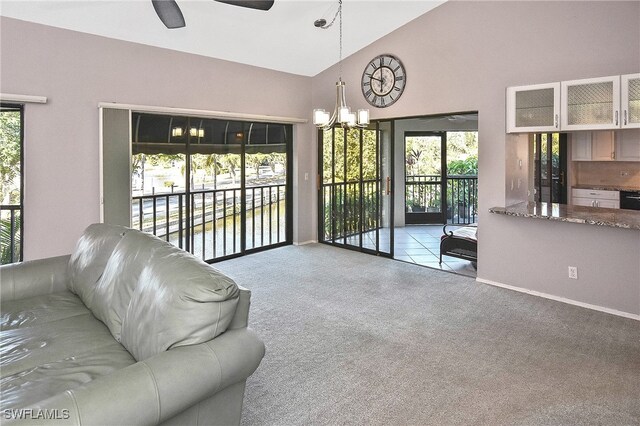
top-left (6, 328), bottom-right (265, 425)
top-left (0, 255), bottom-right (70, 302)
top-left (227, 286), bottom-right (251, 330)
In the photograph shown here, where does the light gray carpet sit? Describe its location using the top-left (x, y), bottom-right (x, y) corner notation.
top-left (215, 244), bottom-right (640, 426)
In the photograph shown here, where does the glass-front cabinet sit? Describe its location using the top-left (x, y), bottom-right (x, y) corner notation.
top-left (506, 83), bottom-right (560, 133)
top-left (561, 76), bottom-right (620, 131)
top-left (622, 73), bottom-right (640, 129)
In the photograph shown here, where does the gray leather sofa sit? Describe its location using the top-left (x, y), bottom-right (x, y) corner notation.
top-left (0, 224), bottom-right (265, 425)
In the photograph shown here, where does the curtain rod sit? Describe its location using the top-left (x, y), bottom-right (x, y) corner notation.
top-left (0, 93), bottom-right (47, 104)
top-left (98, 102), bottom-right (308, 124)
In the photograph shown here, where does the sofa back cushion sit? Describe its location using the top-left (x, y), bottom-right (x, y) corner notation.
top-left (92, 230), bottom-right (240, 361)
top-left (67, 224), bottom-right (131, 308)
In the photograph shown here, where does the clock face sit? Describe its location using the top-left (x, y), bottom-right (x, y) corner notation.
top-left (361, 54), bottom-right (406, 108)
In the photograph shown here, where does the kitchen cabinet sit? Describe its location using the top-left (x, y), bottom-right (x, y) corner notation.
top-left (506, 83), bottom-right (560, 133)
top-left (591, 131), bottom-right (615, 161)
top-left (572, 188), bottom-right (620, 209)
top-left (507, 74), bottom-right (639, 133)
top-left (561, 76), bottom-right (620, 131)
top-left (571, 131), bottom-right (614, 161)
top-left (621, 73), bottom-right (640, 129)
top-left (616, 129), bottom-right (640, 161)
top-left (571, 132), bottom-right (592, 161)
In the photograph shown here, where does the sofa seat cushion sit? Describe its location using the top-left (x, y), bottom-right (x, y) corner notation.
top-left (0, 291), bottom-right (135, 410)
top-left (1, 291), bottom-right (89, 331)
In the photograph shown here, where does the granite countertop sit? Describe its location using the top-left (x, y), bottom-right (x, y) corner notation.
top-left (489, 202), bottom-right (640, 230)
top-left (573, 184), bottom-right (640, 192)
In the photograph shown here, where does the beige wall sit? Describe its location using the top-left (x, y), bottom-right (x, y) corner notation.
top-left (0, 16), bottom-right (316, 258)
top-left (1, 1), bottom-right (639, 317)
top-left (312, 1), bottom-right (640, 316)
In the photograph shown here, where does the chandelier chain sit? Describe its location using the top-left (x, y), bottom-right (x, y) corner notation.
top-left (338, 0), bottom-right (343, 80)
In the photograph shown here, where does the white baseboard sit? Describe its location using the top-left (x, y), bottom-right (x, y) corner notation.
top-left (476, 277), bottom-right (640, 321)
top-left (294, 240), bottom-right (317, 246)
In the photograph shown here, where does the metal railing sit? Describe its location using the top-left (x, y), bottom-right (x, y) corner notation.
top-left (0, 205), bottom-right (22, 264)
top-left (131, 184), bottom-right (286, 262)
top-left (321, 179), bottom-right (379, 241)
top-left (447, 175), bottom-right (478, 225)
top-left (405, 175), bottom-right (478, 224)
top-left (405, 175), bottom-right (441, 213)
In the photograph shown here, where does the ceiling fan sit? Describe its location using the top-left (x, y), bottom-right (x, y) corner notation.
top-left (152, 0), bottom-right (275, 29)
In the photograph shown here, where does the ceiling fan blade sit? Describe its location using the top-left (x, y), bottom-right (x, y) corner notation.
top-left (152, 0), bottom-right (186, 29)
top-left (214, 0), bottom-right (274, 11)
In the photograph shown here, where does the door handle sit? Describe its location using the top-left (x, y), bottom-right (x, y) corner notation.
top-left (624, 110), bottom-right (628, 126)
top-left (555, 114), bottom-right (559, 129)
top-left (615, 110), bottom-right (619, 126)
top-left (560, 171), bottom-right (565, 186)
top-left (386, 177), bottom-right (391, 195)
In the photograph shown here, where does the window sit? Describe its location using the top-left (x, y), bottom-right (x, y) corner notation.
top-left (0, 104), bottom-right (24, 264)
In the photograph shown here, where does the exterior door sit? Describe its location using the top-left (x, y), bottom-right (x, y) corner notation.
top-left (533, 133), bottom-right (567, 204)
top-left (405, 132), bottom-right (446, 224)
top-left (318, 121), bottom-right (394, 257)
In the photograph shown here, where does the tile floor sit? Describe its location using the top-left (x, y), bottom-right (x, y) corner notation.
top-left (393, 225), bottom-right (477, 278)
top-left (345, 224), bottom-right (477, 278)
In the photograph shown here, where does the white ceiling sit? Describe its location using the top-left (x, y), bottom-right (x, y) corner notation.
top-left (0, 0), bottom-right (445, 76)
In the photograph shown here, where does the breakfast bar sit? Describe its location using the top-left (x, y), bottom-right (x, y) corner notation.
top-left (489, 202), bottom-right (640, 231)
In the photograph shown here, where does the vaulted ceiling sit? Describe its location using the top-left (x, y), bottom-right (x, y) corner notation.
top-left (0, 0), bottom-right (445, 76)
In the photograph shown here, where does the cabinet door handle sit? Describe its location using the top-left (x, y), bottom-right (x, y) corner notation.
top-left (554, 114), bottom-right (559, 128)
top-left (615, 110), bottom-right (619, 126)
top-left (624, 110), bottom-right (628, 126)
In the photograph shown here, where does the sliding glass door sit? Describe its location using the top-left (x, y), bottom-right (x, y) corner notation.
top-left (533, 133), bottom-right (567, 204)
top-left (318, 121), bottom-right (393, 257)
top-left (131, 113), bottom-right (292, 262)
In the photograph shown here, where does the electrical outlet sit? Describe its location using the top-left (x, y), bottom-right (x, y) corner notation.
top-left (568, 266), bottom-right (578, 280)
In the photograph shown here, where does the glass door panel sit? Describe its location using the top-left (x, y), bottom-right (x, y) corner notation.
top-left (405, 132), bottom-right (445, 224)
top-left (189, 151), bottom-right (242, 260)
top-left (318, 122), bottom-right (393, 257)
top-left (244, 123), bottom-right (289, 251)
top-left (533, 133), bottom-right (567, 204)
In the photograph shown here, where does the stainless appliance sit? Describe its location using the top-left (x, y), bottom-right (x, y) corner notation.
top-left (620, 191), bottom-right (640, 211)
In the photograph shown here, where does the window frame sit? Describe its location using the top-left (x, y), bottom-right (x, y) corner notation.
top-left (0, 103), bottom-right (25, 263)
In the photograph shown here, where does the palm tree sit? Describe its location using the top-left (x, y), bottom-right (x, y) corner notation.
top-left (204, 154), bottom-right (221, 188)
top-left (0, 215), bottom-right (20, 264)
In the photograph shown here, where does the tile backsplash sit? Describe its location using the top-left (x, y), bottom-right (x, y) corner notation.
top-left (574, 161), bottom-right (640, 188)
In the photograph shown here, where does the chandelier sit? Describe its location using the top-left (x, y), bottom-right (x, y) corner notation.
top-left (313, 0), bottom-right (369, 130)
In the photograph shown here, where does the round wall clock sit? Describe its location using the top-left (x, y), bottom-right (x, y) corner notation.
top-left (361, 54), bottom-right (406, 108)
